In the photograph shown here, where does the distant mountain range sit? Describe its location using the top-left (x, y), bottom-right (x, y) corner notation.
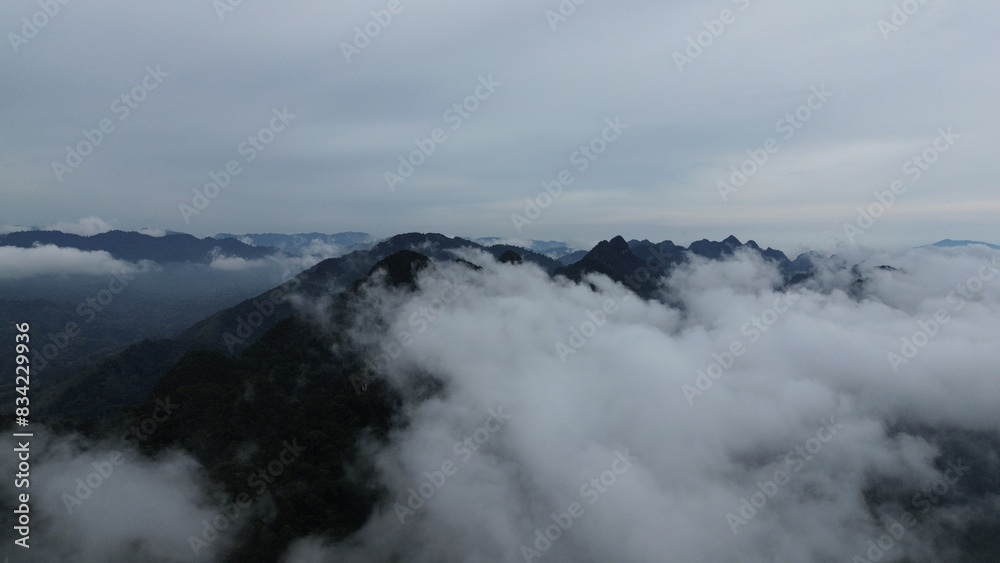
top-left (0, 230), bottom-right (281, 263)
top-left (27, 231), bottom-right (834, 419)
top-left (7, 230), bottom-right (992, 267)
top-left (555, 234), bottom-right (816, 298)
top-left (211, 233), bottom-right (587, 262)
top-left (214, 232), bottom-right (375, 256)
top-left (928, 239), bottom-right (1000, 250)
top-left (12, 229), bottom-right (996, 420)
top-left (473, 237), bottom-right (579, 260)
top-left (205, 233), bottom-right (585, 262)
top-left (26, 233), bottom-right (562, 418)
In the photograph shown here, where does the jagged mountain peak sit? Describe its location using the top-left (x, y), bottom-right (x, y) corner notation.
top-left (606, 235), bottom-right (631, 255)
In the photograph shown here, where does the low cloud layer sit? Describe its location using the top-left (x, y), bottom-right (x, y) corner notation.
top-left (0, 244), bottom-right (153, 279)
top-left (0, 216), bottom-right (165, 237)
top-left (207, 243), bottom-right (342, 277)
top-left (285, 245), bottom-right (1000, 562)
top-left (3, 244), bottom-right (998, 562)
top-left (46, 216), bottom-right (118, 237)
top-left (0, 429), bottom-right (239, 562)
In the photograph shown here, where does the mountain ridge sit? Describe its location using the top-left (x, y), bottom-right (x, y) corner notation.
top-left (0, 229), bottom-right (282, 263)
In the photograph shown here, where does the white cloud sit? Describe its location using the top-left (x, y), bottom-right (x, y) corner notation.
top-left (0, 224), bottom-right (31, 235)
top-left (0, 218), bottom-right (165, 238)
top-left (0, 430), bottom-right (241, 562)
top-left (207, 250), bottom-right (325, 278)
top-left (0, 245), bottom-right (149, 279)
top-left (47, 216), bottom-right (117, 236)
top-left (4, 243), bottom-right (997, 562)
top-left (207, 254), bottom-right (271, 272)
top-left (299, 238), bottom-right (346, 261)
top-left (282, 246), bottom-right (1000, 562)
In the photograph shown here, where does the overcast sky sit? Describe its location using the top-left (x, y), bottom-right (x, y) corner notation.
top-left (3, 0), bottom-right (997, 253)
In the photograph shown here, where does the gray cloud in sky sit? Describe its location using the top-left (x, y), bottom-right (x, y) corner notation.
top-left (2, 0), bottom-right (998, 250)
